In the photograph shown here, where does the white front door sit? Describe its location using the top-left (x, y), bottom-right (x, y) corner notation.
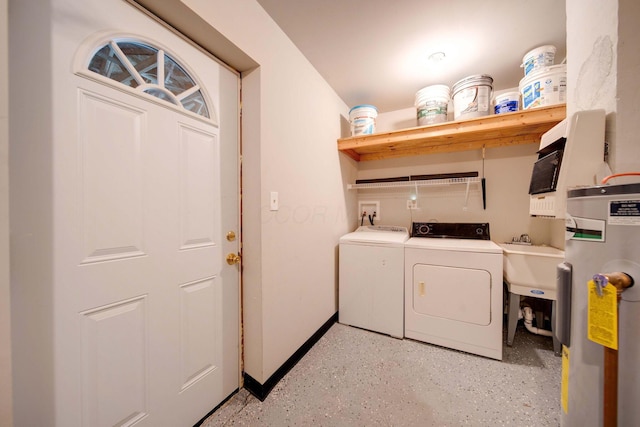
top-left (48, 1), bottom-right (239, 425)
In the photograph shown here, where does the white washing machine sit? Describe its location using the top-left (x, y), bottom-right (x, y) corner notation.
top-left (404, 222), bottom-right (503, 360)
top-left (339, 225), bottom-right (409, 338)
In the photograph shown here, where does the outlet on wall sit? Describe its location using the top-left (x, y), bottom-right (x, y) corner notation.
top-left (407, 199), bottom-right (419, 210)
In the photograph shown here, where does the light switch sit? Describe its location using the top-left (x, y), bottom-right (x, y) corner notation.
top-left (270, 191), bottom-right (278, 211)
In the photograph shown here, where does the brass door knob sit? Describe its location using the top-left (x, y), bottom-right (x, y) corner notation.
top-left (226, 253), bottom-right (241, 265)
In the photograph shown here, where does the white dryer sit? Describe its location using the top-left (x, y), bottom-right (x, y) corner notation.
top-left (339, 225), bottom-right (409, 338)
top-left (404, 222), bottom-right (503, 360)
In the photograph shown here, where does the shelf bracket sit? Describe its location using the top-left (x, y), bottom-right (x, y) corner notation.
top-left (463, 180), bottom-right (471, 211)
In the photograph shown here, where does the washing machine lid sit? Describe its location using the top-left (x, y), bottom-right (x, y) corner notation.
top-left (404, 237), bottom-right (502, 253)
top-left (340, 225), bottom-right (409, 246)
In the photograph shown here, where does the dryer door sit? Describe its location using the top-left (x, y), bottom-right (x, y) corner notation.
top-left (412, 264), bottom-right (491, 325)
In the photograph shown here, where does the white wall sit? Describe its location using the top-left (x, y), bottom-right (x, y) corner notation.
top-left (365, 108), bottom-right (561, 246)
top-left (566, 0), bottom-right (617, 117)
top-left (567, 0), bottom-right (640, 176)
top-left (0, 0), bottom-right (13, 423)
top-left (181, 0), bottom-right (357, 382)
top-left (613, 0), bottom-right (640, 175)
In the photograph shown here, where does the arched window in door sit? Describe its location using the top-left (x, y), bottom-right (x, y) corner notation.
top-left (87, 39), bottom-right (211, 119)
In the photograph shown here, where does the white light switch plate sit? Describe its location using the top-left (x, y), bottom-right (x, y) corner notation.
top-left (270, 191), bottom-right (278, 211)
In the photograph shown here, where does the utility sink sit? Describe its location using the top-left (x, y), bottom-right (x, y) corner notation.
top-left (500, 243), bottom-right (565, 355)
top-left (498, 243), bottom-right (565, 300)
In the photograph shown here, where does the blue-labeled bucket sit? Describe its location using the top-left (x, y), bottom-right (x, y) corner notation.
top-left (349, 104), bottom-right (378, 136)
top-left (522, 45), bottom-right (556, 76)
top-left (494, 91), bottom-right (520, 114)
top-left (519, 64), bottom-right (566, 110)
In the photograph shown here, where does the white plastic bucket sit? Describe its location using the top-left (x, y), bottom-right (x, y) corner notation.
top-left (415, 84), bottom-right (450, 126)
top-left (522, 45), bottom-right (556, 76)
top-left (452, 74), bottom-right (493, 120)
top-left (519, 64), bottom-right (567, 110)
top-left (349, 104), bottom-right (378, 136)
top-left (493, 91), bottom-right (520, 114)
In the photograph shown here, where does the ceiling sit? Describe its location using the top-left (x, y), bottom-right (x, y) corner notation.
top-left (256, 0), bottom-right (567, 113)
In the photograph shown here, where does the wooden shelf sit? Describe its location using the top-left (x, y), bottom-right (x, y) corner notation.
top-left (337, 105), bottom-right (566, 162)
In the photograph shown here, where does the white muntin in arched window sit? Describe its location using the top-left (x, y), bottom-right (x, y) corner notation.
top-left (86, 38), bottom-right (212, 120)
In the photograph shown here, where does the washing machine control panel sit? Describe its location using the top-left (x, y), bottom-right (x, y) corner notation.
top-left (412, 222), bottom-right (490, 240)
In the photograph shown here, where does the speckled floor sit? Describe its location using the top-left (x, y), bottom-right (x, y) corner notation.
top-left (202, 321), bottom-right (561, 426)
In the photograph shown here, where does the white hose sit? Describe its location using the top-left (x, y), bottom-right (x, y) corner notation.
top-left (522, 306), bottom-right (553, 337)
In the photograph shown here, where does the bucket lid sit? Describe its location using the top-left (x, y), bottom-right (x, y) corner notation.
top-left (416, 85), bottom-right (451, 101)
top-left (519, 63), bottom-right (567, 86)
top-left (415, 85), bottom-right (450, 105)
top-left (522, 45), bottom-right (557, 63)
top-left (349, 104), bottom-right (378, 114)
top-left (493, 91), bottom-right (520, 103)
top-left (452, 74), bottom-right (493, 94)
top-left (416, 84), bottom-right (450, 96)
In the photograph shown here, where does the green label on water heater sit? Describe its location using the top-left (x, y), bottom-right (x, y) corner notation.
top-left (565, 215), bottom-right (605, 241)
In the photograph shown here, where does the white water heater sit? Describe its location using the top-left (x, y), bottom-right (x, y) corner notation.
top-left (529, 110), bottom-right (606, 218)
top-left (558, 182), bottom-right (640, 426)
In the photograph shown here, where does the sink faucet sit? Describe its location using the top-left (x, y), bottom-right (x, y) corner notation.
top-left (511, 234), bottom-right (532, 244)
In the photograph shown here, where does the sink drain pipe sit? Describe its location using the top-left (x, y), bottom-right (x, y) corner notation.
top-left (521, 306), bottom-right (553, 337)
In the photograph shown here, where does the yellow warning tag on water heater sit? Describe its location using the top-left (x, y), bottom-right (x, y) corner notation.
top-left (587, 280), bottom-right (618, 349)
